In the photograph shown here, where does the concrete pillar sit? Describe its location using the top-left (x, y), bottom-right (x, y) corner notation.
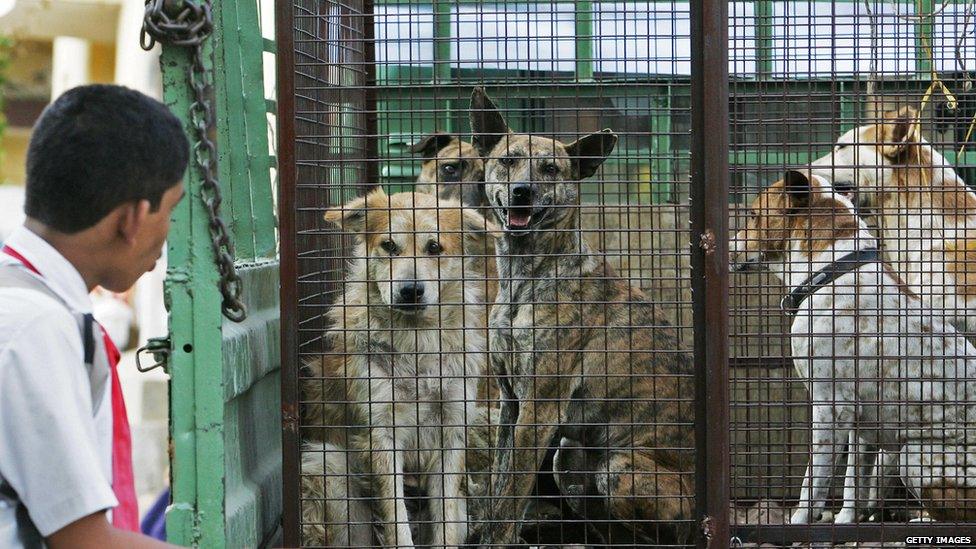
top-left (51, 36), bottom-right (90, 99)
top-left (114, 0), bottom-right (162, 97)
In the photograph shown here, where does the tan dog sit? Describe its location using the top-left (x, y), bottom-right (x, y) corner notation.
top-left (732, 170), bottom-right (976, 524)
top-left (811, 106), bottom-right (976, 333)
top-left (412, 131), bottom-right (499, 395)
top-left (301, 189), bottom-right (498, 547)
top-left (468, 87), bottom-right (695, 546)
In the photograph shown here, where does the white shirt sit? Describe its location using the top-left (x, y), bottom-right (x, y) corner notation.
top-left (0, 226), bottom-right (116, 544)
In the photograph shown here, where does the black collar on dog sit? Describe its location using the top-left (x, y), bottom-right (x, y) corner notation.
top-left (781, 248), bottom-right (881, 313)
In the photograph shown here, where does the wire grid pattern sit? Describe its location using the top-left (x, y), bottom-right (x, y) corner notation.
top-left (284, 0), bottom-right (701, 546)
top-left (728, 0), bottom-right (976, 545)
top-left (280, 0), bottom-right (976, 546)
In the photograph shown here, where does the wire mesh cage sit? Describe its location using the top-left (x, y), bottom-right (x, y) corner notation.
top-left (727, 0), bottom-right (976, 546)
top-left (278, 0), bottom-right (709, 546)
top-left (276, 0), bottom-right (976, 547)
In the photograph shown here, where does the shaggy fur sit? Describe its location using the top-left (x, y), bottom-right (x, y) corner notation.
top-left (732, 170), bottom-right (976, 525)
top-left (301, 189), bottom-right (498, 547)
top-left (811, 106), bottom-right (976, 333)
top-left (467, 87), bottom-right (695, 546)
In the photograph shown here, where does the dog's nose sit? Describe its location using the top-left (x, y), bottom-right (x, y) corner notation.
top-left (398, 283), bottom-right (425, 303)
top-left (511, 183), bottom-right (531, 203)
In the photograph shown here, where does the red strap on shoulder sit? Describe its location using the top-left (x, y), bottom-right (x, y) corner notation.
top-left (1, 245), bottom-right (41, 276)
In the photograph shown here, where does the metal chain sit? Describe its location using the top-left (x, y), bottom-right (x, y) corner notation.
top-left (141, 0), bottom-right (247, 322)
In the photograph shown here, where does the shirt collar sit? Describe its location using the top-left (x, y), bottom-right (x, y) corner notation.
top-left (1, 225), bottom-right (93, 313)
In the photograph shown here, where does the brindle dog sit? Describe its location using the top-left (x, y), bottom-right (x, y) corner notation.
top-left (411, 132), bottom-right (488, 209)
top-left (468, 87), bottom-right (695, 547)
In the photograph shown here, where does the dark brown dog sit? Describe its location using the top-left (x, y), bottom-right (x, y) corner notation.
top-left (468, 87), bottom-right (695, 546)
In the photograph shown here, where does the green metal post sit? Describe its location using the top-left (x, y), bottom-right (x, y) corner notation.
top-left (433, 0), bottom-right (453, 133)
top-left (161, 0), bottom-right (281, 546)
top-left (754, 0), bottom-right (773, 78)
top-left (223, 0), bottom-right (277, 258)
top-left (915, 0), bottom-right (933, 77)
top-left (650, 90), bottom-right (673, 203)
top-left (433, 0), bottom-right (452, 84)
top-left (575, 0), bottom-right (594, 82)
top-left (160, 32), bottom-right (226, 549)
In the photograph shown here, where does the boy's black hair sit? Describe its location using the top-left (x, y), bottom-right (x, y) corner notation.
top-left (25, 84), bottom-right (190, 233)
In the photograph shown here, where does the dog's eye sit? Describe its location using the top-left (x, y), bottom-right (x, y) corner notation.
top-left (541, 163), bottom-right (559, 176)
top-left (380, 240), bottom-right (399, 255)
top-left (425, 240), bottom-right (443, 255)
top-left (441, 164), bottom-right (457, 175)
top-left (499, 156), bottom-right (516, 167)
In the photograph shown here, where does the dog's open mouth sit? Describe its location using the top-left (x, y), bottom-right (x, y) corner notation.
top-left (495, 190), bottom-right (553, 233)
top-left (507, 206), bottom-right (533, 229)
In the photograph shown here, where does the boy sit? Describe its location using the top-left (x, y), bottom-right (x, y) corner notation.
top-left (0, 85), bottom-right (188, 548)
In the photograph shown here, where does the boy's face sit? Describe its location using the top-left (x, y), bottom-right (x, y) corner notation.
top-left (102, 182), bottom-right (185, 292)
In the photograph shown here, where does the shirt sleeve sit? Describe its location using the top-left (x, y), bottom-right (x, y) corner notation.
top-left (0, 307), bottom-right (118, 537)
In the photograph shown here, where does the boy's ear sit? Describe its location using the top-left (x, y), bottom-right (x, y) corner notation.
top-left (881, 106), bottom-right (918, 158)
top-left (564, 129), bottom-right (617, 179)
top-left (118, 199), bottom-right (152, 244)
top-left (470, 87), bottom-right (511, 156)
top-left (324, 187), bottom-right (388, 234)
top-left (409, 132), bottom-right (458, 159)
top-left (783, 169), bottom-right (812, 208)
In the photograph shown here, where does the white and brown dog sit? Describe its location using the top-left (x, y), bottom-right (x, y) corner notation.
top-left (732, 170), bottom-right (976, 524)
top-left (811, 106), bottom-right (976, 333)
top-left (301, 189), bottom-right (498, 547)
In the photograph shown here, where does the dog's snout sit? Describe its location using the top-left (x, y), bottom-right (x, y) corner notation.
top-left (398, 282), bottom-right (426, 304)
top-left (510, 183), bottom-right (532, 205)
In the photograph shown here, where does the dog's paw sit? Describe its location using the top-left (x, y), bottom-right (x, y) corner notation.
top-left (789, 508), bottom-right (814, 525)
top-left (834, 508), bottom-right (856, 524)
top-left (552, 437), bottom-right (590, 493)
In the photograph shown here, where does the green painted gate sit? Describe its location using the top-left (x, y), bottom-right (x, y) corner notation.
top-left (155, 0), bottom-right (281, 545)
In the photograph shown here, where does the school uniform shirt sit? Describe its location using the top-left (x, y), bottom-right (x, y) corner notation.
top-left (0, 226), bottom-right (117, 546)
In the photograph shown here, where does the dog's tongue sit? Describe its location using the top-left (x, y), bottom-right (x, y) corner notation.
top-left (508, 208), bottom-right (531, 228)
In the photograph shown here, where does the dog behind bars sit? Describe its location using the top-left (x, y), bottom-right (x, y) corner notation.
top-left (411, 132), bottom-right (488, 210)
top-left (811, 106), bottom-right (976, 333)
top-left (467, 87), bottom-right (695, 546)
top-left (300, 189), bottom-right (498, 547)
top-left (731, 169), bottom-right (976, 525)
top-left (411, 132), bottom-right (499, 366)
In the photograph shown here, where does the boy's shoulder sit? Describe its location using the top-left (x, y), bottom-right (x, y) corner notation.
top-left (0, 283), bottom-right (81, 357)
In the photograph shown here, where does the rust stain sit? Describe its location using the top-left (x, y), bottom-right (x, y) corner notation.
top-left (700, 229), bottom-right (716, 255)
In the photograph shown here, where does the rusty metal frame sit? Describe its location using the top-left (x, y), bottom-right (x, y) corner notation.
top-left (275, 0), bottom-right (300, 541)
top-left (690, 0), bottom-right (731, 547)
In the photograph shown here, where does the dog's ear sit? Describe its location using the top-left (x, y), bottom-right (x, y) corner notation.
top-left (470, 87), bottom-right (510, 155)
top-left (783, 169), bottom-right (812, 208)
top-left (409, 132), bottom-right (458, 159)
top-left (324, 187), bottom-right (388, 234)
top-left (564, 129), bottom-right (617, 180)
top-left (881, 106), bottom-right (919, 158)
